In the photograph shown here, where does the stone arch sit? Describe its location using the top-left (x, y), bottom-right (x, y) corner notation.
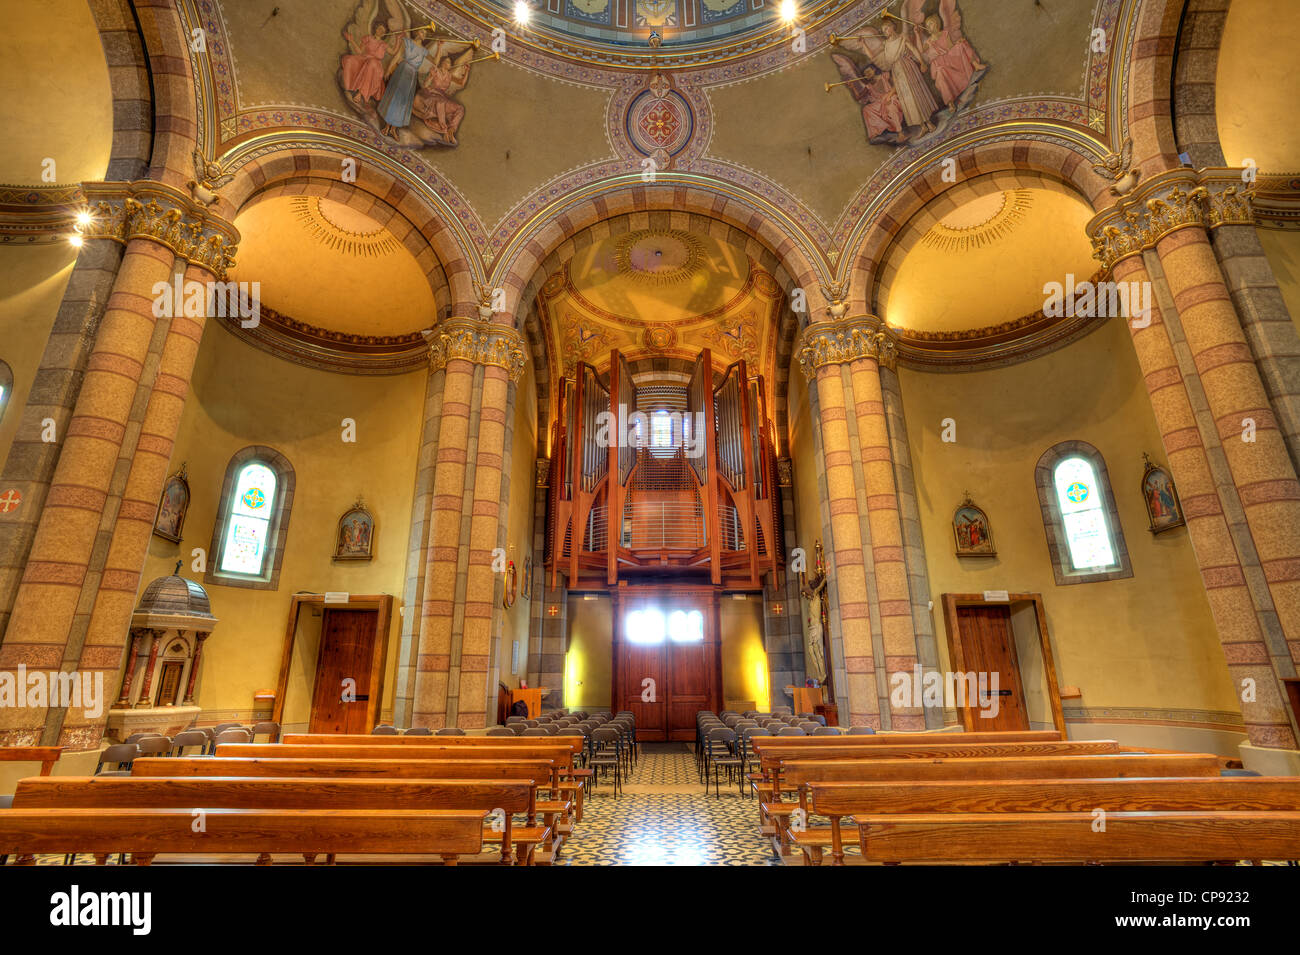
top-left (1125, 0), bottom-right (1193, 176)
top-left (130, 0), bottom-right (203, 189)
top-left (87, 0), bottom-right (153, 182)
top-left (846, 138), bottom-right (1112, 315)
top-left (1172, 0), bottom-right (1232, 168)
top-left (507, 202), bottom-right (808, 459)
top-left (217, 141), bottom-right (481, 312)
top-left (233, 179), bottom-right (452, 319)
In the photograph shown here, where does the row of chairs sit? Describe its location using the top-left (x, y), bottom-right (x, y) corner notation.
top-left (695, 710), bottom-right (868, 798)
top-left (371, 725), bottom-right (458, 735)
top-left (96, 721), bottom-right (283, 775)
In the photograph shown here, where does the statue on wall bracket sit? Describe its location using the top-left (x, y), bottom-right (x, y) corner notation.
top-left (798, 541), bottom-right (831, 688)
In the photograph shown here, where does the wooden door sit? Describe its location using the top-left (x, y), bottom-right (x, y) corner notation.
top-left (309, 609), bottom-right (379, 734)
top-left (952, 604), bottom-right (1029, 731)
top-left (613, 590), bottom-right (721, 741)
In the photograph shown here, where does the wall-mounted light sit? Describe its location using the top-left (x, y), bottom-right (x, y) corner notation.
top-left (779, 0), bottom-right (798, 24)
top-left (513, 0), bottom-right (531, 25)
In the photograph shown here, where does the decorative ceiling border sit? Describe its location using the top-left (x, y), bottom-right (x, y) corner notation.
top-left (216, 305), bottom-right (430, 376)
top-left (0, 184), bottom-right (84, 244)
top-left (1254, 173), bottom-right (1300, 231)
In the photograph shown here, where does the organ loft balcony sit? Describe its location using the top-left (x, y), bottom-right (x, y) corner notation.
top-left (545, 349), bottom-right (785, 591)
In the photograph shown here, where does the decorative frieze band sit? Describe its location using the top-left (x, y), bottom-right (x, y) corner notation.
top-left (1088, 168), bottom-right (1256, 272)
top-left (0, 184), bottom-right (85, 244)
top-left (795, 316), bottom-right (898, 378)
top-left (421, 317), bottom-right (527, 382)
top-left (79, 181), bottom-right (239, 279)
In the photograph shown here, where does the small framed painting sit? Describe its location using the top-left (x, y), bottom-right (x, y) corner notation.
top-left (334, 498), bottom-right (375, 561)
top-left (1141, 454), bottom-right (1185, 534)
top-left (953, 494), bottom-right (996, 557)
top-left (153, 465), bottom-right (190, 542)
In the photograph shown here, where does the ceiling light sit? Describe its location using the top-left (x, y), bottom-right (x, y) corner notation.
top-left (779, 0), bottom-right (798, 23)
top-left (514, 1), bottom-right (531, 24)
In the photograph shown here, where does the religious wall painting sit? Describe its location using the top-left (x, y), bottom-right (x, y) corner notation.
top-left (334, 498), bottom-right (376, 561)
top-left (701, 312), bottom-right (759, 365)
top-left (338, 1), bottom-right (486, 148)
top-left (1141, 454), bottom-right (1185, 535)
top-left (829, 0), bottom-right (988, 148)
top-left (153, 465), bottom-right (190, 543)
top-left (569, 0), bottom-right (613, 25)
top-left (953, 493), bottom-right (995, 557)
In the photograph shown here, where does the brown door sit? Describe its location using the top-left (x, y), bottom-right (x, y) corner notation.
top-left (952, 604), bottom-right (1029, 731)
top-left (613, 590), bottom-right (721, 741)
top-left (310, 608), bottom-right (378, 734)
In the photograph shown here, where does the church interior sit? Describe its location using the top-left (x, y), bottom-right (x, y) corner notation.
top-left (1, 0), bottom-right (1299, 878)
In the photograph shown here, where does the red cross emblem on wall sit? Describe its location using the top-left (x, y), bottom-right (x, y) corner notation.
top-left (0, 489), bottom-right (22, 514)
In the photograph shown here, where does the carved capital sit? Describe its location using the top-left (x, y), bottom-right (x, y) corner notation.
top-left (795, 316), bottom-right (897, 378)
top-left (1088, 168), bottom-right (1256, 272)
top-left (78, 180), bottom-right (240, 279)
top-left (421, 317), bottom-right (527, 382)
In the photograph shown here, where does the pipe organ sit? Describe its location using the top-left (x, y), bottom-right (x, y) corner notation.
top-left (546, 348), bottom-right (784, 590)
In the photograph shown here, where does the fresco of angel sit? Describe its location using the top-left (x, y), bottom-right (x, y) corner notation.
top-left (337, 0), bottom-right (480, 148)
top-left (830, 0), bottom-right (988, 148)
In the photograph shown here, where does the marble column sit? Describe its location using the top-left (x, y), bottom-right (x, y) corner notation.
top-left (410, 317), bottom-right (526, 729)
top-left (0, 181), bottom-right (235, 746)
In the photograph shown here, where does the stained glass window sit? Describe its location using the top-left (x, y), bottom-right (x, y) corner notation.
top-left (1053, 456), bottom-right (1116, 570)
top-left (219, 462), bottom-right (277, 575)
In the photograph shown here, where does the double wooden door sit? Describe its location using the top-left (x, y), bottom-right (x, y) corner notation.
top-left (613, 589), bottom-right (721, 741)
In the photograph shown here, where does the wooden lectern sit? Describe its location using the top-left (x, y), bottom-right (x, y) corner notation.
top-left (510, 688), bottom-right (544, 718)
top-left (787, 685), bottom-right (824, 716)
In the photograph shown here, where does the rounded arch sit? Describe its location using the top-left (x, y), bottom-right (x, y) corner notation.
top-left (87, 0), bottom-right (153, 181)
top-left (1172, 0), bottom-right (1231, 169)
top-left (509, 202), bottom-right (808, 459)
top-left (233, 178), bottom-right (452, 318)
top-left (130, 0), bottom-right (203, 189)
top-left (1125, 0), bottom-right (1192, 177)
top-left (216, 141), bottom-right (482, 312)
top-left (847, 138), bottom-right (1112, 315)
top-left (490, 179), bottom-right (831, 321)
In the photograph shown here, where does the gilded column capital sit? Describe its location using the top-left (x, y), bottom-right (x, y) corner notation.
top-left (78, 180), bottom-right (240, 279)
top-left (795, 316), bottom-right (898, 378)
top-left (421, 317), bottom-right (527, 382)
top-left (1088, 168), bottom-right (1256, 272)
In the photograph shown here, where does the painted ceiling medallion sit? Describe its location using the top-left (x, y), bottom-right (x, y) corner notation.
top-left (614, 230), bottom-right (705, 286)
top-left (920, 190), bottom-right (1034, 254)
top-left (625, 88), bottom-right (694, 161)
top-left (290, 196), bottom-right (400, 258)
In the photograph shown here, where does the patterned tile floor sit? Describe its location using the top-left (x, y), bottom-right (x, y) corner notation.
top-left (558, 743), bottom-right (782, 866)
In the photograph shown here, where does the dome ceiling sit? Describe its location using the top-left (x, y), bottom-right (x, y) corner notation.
top-left (227, 196), bottom-right (439, 373)
top-left (885, 188), bottom-right (1098, 338)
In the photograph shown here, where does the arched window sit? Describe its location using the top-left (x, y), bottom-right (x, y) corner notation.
top-left (0, 360), bottom-right (13, 425)
top-left (207, 446), bottom-right (295, 590)
top-left (1035, 441), bottom-right (1131, 585)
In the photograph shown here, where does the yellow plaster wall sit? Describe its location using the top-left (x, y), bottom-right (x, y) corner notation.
top-left (138, 324), bottom-right (425, 724)
top-left (720, 595), bottom-right (767, 710)
top-left (0, 0), bottom-right (112, 185)
top-left (0, 245), bottom-right (78, 465)
top-left (898, 319), bottom-right (1239, 720)
top-left (566, 594), bottom-right (612, 711)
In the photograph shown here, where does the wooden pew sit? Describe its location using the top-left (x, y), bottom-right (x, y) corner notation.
top-left (750, 730), bottom-right (1063, 747)
top-left (282, 734), bottom-right (589, 746)
top-left (0, 746), bottom-right (62, 776)
top-left (763, 752), bottom-right (1222, 856)
top-left (0, 808), bottom-right (487, 865)
top-left (13, 775), bottom-right (542, 866)
top-left (755, 739), bottom-right (1122, 798)
top-left (214, 742), bottom-right (585, 823)
top-left (854, 811), bottom-right (1300, 864)
top-left (800, 776), bottom-right (1300, 865)
top-left (132, 757), bottom-right (573, 862)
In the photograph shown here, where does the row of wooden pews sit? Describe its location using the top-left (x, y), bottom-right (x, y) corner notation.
top-left (748, 730), bottom-right (1300, 865)
top-left (0, 734), bottom-right (593, 866)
